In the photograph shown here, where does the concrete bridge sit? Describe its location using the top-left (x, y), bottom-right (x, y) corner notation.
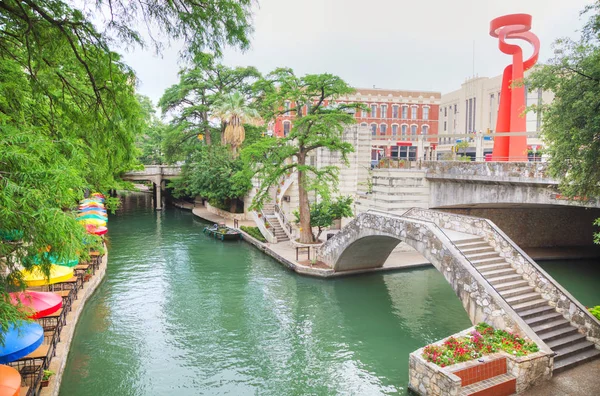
top-left (319, 208), bottom-right (600, 373)
top-left (121, 165), bottom-right (182, 209)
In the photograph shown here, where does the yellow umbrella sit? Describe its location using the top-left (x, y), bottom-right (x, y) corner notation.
top-left (21, 265), bottom-right (74, 287)
top-left (78, 218), bottom-right (106, 227)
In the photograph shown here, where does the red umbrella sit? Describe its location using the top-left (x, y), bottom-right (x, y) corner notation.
top-left (85, 224), bottom-right (108, 236)
top-left (10, 291), bottom-right (62, 319)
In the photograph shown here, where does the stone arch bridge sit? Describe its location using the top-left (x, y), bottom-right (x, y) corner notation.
top-left (121, 165), bottom-right (181, 210)
top-left (318, 208), bottom-right (600, 373)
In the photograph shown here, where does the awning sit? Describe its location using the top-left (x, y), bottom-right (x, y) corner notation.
top-left (21, 265), bottom-right (74, 287)
top-left (396, 142), bottom-right (412, 147)
top-left (0, 322), bottom-right (43, 364)
top-left (0, 365), bottom-right (21, 396)
top-left (10, 291), bottom-right (62, 319)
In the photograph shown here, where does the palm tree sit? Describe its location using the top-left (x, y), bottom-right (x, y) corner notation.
top-left (212, 92), bottom-right (261, 154)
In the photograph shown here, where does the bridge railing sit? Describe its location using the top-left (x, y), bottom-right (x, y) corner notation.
top-left (404, 207), bottom-right (600, 346)
top-left (363, 209), bottom-right (552, 353)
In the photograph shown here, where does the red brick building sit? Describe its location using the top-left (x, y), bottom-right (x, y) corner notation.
top-left (273, 87), bottom-right (441, 159)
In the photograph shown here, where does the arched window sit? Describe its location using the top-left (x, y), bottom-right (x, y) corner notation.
top-left (423, 106), bottom-right (430, 120)
top-left (392, 124), bottom-right (399, 136)
top-left (401, 124), bottom-right (408, 136)
top-left (283, 121), bottom-right (291, 137)
top-left (380, 124), bottom-right (387, 135)
top-left (411, 106), bottom-right (418, 120)
top-left (380, 105), bottom-right (387, 118)
top-left (422, 125), bottom-right (429, 135)
top-left (411, 125), bottom-right (417, 135)
top-left (392, 105), bottom-right (399, 118)
top-left (360, 122), bottom-right (368, 128)
top-left (401, 105), bottom-right (408, 119)
top-left (370, 104), bottom-right (377, 118)
top-left (370, 123), bottom-right (377, 136)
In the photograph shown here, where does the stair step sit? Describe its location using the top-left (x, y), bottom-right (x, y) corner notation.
top-left (546, 333), bottom-right (588, 350)
top-left (480, 268), bottom-right (516, 278)
top-left (554, 340), bottom-right (596, 361)
top-left (494, 279), bottom-right (530, 292)
top-left (454, 238), bottom-right (485, 246)
top-left (518, 305), bottom-right (557, 319)
top-left (505, 292), bottom-right (542, 305)
top-left (471, 257), bottom-right (506, 266)
top-left (464, 252), bottom-right (502, 261)
top-left (500, 285), bottom-right (536, 298)
top-left (454, 241), bottom-right (489, 249)
top-left (524, 312), bottom-right (564, 326)
top-left (477, 262), bottom-right (512, 272)
top-left (460, 246), bottom-right (496, 255)
top-left (553, 347), bottom-right (600, 373)
top-left (531, 318), bottom-right (571, 334)
top-left (487, 273), bottom-right (524, 286)
top-left (539, 326), bottom-right (578, 342)
top-left (513, 298), bottom-right (550, 312)
top-left (459, 373), bottom-right (516, 396)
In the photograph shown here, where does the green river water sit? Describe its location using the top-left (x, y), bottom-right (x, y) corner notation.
top-left (60, 193), bottom-right (600, 395)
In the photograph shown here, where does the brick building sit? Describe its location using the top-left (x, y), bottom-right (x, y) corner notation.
top-left (273, 88), bottom-right (441, 160)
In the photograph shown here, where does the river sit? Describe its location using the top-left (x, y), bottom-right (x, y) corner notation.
top-left (59, 193), bottom-right (600, 395)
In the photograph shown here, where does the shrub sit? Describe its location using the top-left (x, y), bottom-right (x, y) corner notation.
top-left (422, 323), bottom-right (539, 367)
top-left (240, 226), bottom-right (266, 242)
top-left (589, 306), bottom-right (600, 321)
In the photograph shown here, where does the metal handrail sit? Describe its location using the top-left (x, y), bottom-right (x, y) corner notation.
top-left (259, 209), bottom-right (278, 234)
top-left (274, 204), bottom-right (293, 234)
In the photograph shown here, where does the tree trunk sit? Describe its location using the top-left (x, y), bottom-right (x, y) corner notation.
top-left (297, 152), bottom-right (313, 243)
top-left (204, 127), bottom-right (212, 145)
top-left (229, 199), bottom-right (237, 213)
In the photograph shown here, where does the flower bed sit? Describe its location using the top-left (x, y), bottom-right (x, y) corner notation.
top-left (422, 323), bottom-right (539, 367)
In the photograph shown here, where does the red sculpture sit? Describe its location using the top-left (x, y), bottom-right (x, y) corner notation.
top-left (490, 14), bottom-right (540, 161)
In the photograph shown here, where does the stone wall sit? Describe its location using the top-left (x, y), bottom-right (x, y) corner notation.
top-left (421, 160), bottom-right (552, 180)
top-left (318, 212), bottom-right (551, 348)
top-left (441, 207), bottom-right (600, 248)
top-left (409, 326), bottom-right (552, 395)
top-left (205, 202), bottom-right (247, 221)
top-left (406, 208), bottom-right (600, 346)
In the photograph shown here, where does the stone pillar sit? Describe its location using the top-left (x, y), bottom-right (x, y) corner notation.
top-left (475, 131), bottom-right (484, 161)
top-left (417, 135), bottom-right (425, 161)
top-left (154, 180), bottom-right (163, 210)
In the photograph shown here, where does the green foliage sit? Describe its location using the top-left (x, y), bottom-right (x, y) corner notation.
top-left (293, 196), bottom-right (353, 241)
top-left (170, 145), bottom-right (251, 210)
top-left (136, 95), bottom-right (168, 165)
top-left (589, 305), bottom-right (600, 321)
top-left (422, 323), bottom-right (539, 367)
top-left (240, 226), bottom-right (266, 242)
top-left (160, 54), bottom-right (261, 158)
top-left (42, 370), bottom-right (55, 381)
top-left (527, 1), bottom-right (600, 243)
top-left (241, 68), bottom-right (363, 243)
top-left (0, 0), bottom-right (255, 344)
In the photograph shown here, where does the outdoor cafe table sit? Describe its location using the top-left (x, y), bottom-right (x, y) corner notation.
top-left (53, 290), bottom-right (73, 309)
top-left (15, 344), bottom-right (50, 380)
top-left (37, 308), bottom-right (65, 333)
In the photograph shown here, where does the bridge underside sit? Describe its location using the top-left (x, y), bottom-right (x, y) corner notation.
top-left (336, 235), bottom-right (402, 272)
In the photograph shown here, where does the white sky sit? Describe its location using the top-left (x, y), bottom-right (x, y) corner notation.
top-left (120, 0), bottom-right (593, 106)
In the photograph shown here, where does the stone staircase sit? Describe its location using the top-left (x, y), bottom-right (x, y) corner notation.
top-left (262, 203), bottom-right (289, 243)
top-left (454, 237), bottom-right (600, 373)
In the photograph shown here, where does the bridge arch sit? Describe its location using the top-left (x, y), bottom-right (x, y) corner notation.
top-left (319, 211), bottom-right (546, 345)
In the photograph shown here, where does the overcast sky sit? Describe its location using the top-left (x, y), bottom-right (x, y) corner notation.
top-left (121, 0), bottom-right (593, 106)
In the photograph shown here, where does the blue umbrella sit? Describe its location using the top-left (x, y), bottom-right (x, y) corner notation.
top-left (78, 207), bottom-right (106, 213)
top-left (0, 322), bottom-right (44, 363)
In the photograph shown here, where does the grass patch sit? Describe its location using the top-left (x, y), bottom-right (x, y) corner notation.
top-left (240, 226), bottom-right (266, 242)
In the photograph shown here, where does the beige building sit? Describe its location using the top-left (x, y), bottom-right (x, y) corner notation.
top-left (439, 72), bottom-right (553, 145)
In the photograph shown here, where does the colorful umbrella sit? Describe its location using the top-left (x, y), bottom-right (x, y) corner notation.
top-left (10, 291), bottom-right (62, 319)
top-left (85, 225), bottom-right (108, 236)
top-left (77, 213), bottom-right (107, 221)
top-left (0, 322), bottom-right (43, 364)
top-left (29, 253), bottom-right (78, 268)
top-left (0, 365), bottom-right (21, 396)
top-left (78, 207), bottom-right (106, 213)
top-left (78, 218), bottom-right (106, 227)
top-left (0, 230), bottom-right (23, 242)
top-left (21, 265), bottom-right (74, 287)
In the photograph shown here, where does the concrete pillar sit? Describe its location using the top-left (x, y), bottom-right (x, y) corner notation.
top-left (417, 135), bottom-right (425, 161)
top-left (153, 180), bottom-right (163, 210)
top-left (475, 131), bottom-right (484, 161)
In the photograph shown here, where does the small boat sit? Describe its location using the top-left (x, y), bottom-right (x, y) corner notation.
top-left (203, 224), bottom-right (242, 241)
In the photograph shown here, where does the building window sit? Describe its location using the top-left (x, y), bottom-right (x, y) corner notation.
top-left (371, 104), bottom-right (377, 118)
top-left (401, 106), bottom-right (408, 119)
top-left (381, 105), bottom-right (387, 118)
top-left (283, 121), bottom-right (291, 136)
top-left (401, 125), bottom-right (408, 136)
top-left (392, 105), bottom-right (399, 118)
top-left (411, 106), bottom-right (417, 120)
top-left (360, 122), bottom-right (368, 127)
top-left (371, 123), bottom-right (377, 135)
top-left (380, 124), bottom-right (387, 135)
top-left (411, 125), bottom-right (417, 135)
top-left (444, 107), bottom-right (447, 117)
top-left (444, 121), bottom-right (447, 131)
top-left (422, 125), bottom-right (429, 135)
top-left (392, 124), bottom-right (398, 136)
top-left (423, 107), bottom-right (429, 120)
top-left (284, 101), bottom-right (290, 112)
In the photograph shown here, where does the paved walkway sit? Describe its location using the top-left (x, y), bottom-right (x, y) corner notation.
top-left (522, 359), bottom-right (600, 396)
top-left (191, 205), bottom-right (256, 228)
